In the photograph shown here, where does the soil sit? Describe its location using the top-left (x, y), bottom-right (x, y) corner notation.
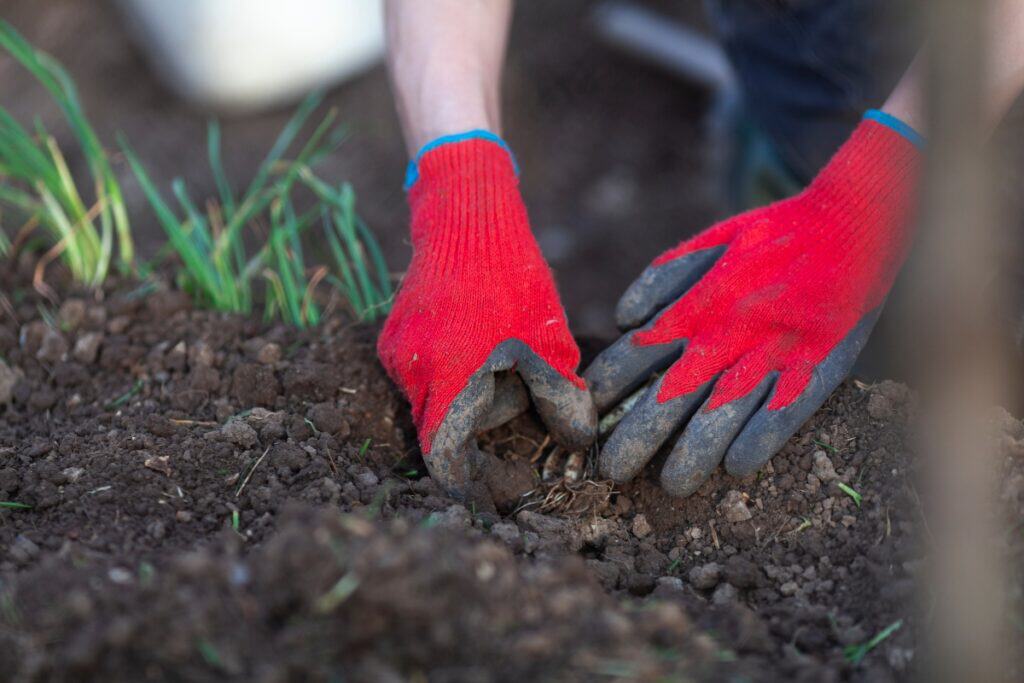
top-left (2, 268), bottom-right (1023, 682)
top-left (2, 2), bottom-right (1024, 682)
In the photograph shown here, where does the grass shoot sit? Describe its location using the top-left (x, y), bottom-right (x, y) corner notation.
top-left (122, 92), bottom-right (392, 327)
top-left (837, 482), bottom-right (863, 507)
top-left (844, 619), bottom-right (903, 664)
top-left (0, 19), bottom-right (133, 286)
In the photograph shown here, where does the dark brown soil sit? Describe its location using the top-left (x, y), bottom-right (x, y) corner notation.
top-left (2, 273), bottom-right (1023, 682)
top-left (3, 2), bottom-right (1024, 681)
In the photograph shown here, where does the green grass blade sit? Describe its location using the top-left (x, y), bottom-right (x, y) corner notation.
top-left (0, 19), bottom-right (133, 274)
top-left (321, 207), bottom-right (365, 316)
top-left (37, 184), bottom-right (90, 281)
top-left (119, 134), bottom-right (218, 298)
top-left (207, 120), bottom-right (236, 216)
top-left (241, 90), bottom-right (323, 206)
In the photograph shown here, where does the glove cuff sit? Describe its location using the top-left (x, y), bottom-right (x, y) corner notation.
top-left (863, 109), bottom-right (926, 149)
top-left (404, 130), bottom-right (518, 190)
top-left (404, 133), bottom-right (538, 263)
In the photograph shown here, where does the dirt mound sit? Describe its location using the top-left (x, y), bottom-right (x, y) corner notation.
top-left (2, 279), bottom-right (1023, 681)
top-left (2, 506), bottom-right (738, 682)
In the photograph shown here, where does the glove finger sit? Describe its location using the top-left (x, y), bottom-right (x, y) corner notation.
top-left (615, 246), bottom-right (725, 329)
top-left (425, 348), bottom-right (524, 501)
top-left (583, 330), bottom-right (686, 413)
top-left (477, 372), bottom-right (530, 433)
top-left (724, 308), bottom-right (883, 477)
top-left (509, 341), bottom-right (597, 453)
top-left (428, 366), bottom-right (508, 506)
top-left (598, 374), bottom-right (714, 483)
top-left (660, 373), bottom-right (776, 497)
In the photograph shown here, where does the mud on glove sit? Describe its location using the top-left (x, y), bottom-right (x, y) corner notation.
top-left (585, 112), bottom-right (922, 497)
top-left (378, 132), bottom-right (596, 504)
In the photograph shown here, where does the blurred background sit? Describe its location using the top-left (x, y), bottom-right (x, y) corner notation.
top-left (5, 0), bottom-right (1023, 382)
top-left (0, 0), bottom-right (722, 340)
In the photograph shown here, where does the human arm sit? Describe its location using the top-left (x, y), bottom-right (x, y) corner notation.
top-left (385, 0), bottom-right (511, 152)
top-left (379, 1), bottom-right (596, 506)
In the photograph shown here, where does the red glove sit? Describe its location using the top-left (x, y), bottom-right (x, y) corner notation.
top-left (586, 113), bottom-right (921, 497)
top-left (379, 133), bottom-right (595, 501)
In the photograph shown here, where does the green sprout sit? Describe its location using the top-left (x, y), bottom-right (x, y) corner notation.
top-left (301, 172), bottom-right (393, 321)
top-left (197, 639), bottom-right (226, 670)
top-left (813, 439), bottom-right (838, 453)
top-left (837, 482), bottom-right (863, 507)
top-left (121, 92), bottom-right (391, 327)
top-left (104, 379), bottom-right (143, 410)
top-left (0, 501), bottom-right (32, 510)
top-left (844, 619), bottom-right (903, 664)
top-left (0, 19), bottom-right (133, 285)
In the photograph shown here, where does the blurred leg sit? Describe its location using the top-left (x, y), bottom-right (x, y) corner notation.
top-left (704, 0), bottom-right (918, 206)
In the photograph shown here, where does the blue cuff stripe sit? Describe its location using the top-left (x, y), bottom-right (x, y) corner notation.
top-left (864, 109), bottom-right (925, 150)
top-left (403, 129), bottom-right (519, 190)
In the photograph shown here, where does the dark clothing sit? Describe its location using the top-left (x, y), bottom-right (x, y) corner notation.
top-left (705, 0), bottom-right (917, 184)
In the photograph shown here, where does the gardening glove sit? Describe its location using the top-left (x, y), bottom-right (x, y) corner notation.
top-left (585, 111), bottom-right (922, 497)
top-left (378, 132), bottom-right (596, 503)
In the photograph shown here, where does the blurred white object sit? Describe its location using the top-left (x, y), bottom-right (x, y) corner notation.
top-left (116, 0), bottom-right (385, 112)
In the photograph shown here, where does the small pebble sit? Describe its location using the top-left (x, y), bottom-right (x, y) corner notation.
top-left (631, 513), bottom-right (653, 539)
top-left (812, 451), bottom-right (839, 482)
top-left (688, 562), bottom-right (722, 590)
top-left (720, 490), bottom-right (753, 523)
top-left (72, 332), bottom-right (104, 364)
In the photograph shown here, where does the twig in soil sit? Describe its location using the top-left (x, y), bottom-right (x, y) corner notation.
top-left (793, 517), bottom-right (813, 534)
top-left (708, 519), bottom-right (721, 550)
top-left (0, 292), bottom-right (16, 323)
top-left (104, 379), bottom-right (144, 410)
top-left (339, 387), bottom-right (357, 394)
top-left (529, 435), bottom-right (551, 464)
top-left (314, 572), bottom-right (360, 613)
top-left (235, 446), bottom-right (271, 498)
top-left (844, 619), bottom-right (903, 665)
top-left (536, 479), bottom-right (615, 516)
top-left (0, 501), bottom-right (32, 510)
top-left (323, 447), bottom-right (339, 476)
top-left (169, 418), bottom-right (217, 427)
top-left (913, 481), bottom-right (937, 544)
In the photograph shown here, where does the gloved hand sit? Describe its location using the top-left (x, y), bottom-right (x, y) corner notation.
top-left (379, 132), bottom-right (596, 503)
top-left (585, 112), bottom-right (921, 497)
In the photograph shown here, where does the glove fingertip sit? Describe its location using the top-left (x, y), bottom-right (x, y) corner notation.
top-left (614, 246), bottom-right (726, 331)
